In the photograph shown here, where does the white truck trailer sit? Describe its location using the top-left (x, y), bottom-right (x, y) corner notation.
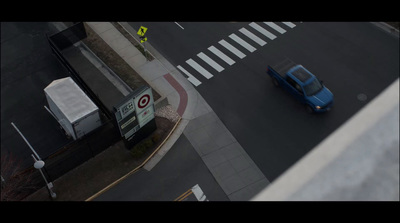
top-left (44, 77), bottom-right (102, 140)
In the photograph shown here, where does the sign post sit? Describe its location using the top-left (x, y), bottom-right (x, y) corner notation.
top-left (137, 26), bottom-right (148, 60)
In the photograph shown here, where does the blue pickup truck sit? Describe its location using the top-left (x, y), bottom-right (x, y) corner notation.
top-left (267, 59), bottom-right (333, 113)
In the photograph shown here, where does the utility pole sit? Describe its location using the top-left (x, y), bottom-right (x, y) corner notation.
top-left (11, 122), bottom-right (57, 199)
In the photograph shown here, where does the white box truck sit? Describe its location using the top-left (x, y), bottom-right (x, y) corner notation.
top-left (44, 77), bottom-right (102, 140)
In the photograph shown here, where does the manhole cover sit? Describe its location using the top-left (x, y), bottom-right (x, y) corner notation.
top-left (357, 93), bottom-right (368, 102)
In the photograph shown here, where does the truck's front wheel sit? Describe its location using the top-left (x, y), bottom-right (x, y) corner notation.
top-left (305, 105), bottom-right (314, 113)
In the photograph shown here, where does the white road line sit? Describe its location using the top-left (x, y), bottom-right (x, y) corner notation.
top-left (239, 28), bottom-right (266, 46)
top-left (174, 22), bottom-right (184, 30)
top-left (208, 46), bottom-right (235, 66)
top-left (218, 39), bottom-right (246, 59)
top-left (197, 52), bottom-right (224, 72)
top-left (282, 22), bottom-right (296, 28)
top-left (186, 59), bottom-right (213, 79)
top-left (264, 22), bottom-right (286, 34)
top-left (249, 22), bottom-right (277, 40)
top-left (177, 65), bottom-right (201, 86)
top-left (229, 34), bottom-right (256, 52)
top-left (192, 184), bottom-right (208, 201)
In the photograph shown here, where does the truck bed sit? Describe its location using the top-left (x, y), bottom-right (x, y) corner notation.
top-left (273, 57), bottom-right (297, 76)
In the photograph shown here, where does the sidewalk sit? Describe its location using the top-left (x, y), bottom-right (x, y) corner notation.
top-left (26, 22), bottom-right (269, 201)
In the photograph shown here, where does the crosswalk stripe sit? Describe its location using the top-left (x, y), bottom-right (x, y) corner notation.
top-left (208, 46), bottom-right (235, 66)
top-left (197, 52), bottom-right (224, 72)
top-left (177, 65), bottom-right (202, 86)
top-left (249, 22), bottom-right (277, 40)
top-left (218, 39), bottom-right (246, 59)
top-left (282, 22), bottom-right (296, 28)
top-left (186, 59), bottom-right (213, 79)
top-left (229, 34), bottom-right (256, 52)
top-left (178, 22), bottom-right (297, 87)
top-left (239, 28), bottom-right (266, 46)
top-left (264, 22), bottom-right (286, 34)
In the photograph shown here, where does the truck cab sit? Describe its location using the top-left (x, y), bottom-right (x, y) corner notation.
top-left (267, 61), bottom-right (333, 113)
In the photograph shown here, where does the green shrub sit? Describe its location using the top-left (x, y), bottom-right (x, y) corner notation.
top-left (151, 133), bottom-right (161, 143)
top-left (130, 138), bottom-right (154, 158)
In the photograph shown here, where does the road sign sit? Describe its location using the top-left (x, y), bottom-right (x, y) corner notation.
top-left (114, 86), bottom-right (154, 139)
top-left (133, 86), bottom-right (153, 115)
top-left (137, 26), bottom-right (148, 36)
top-left (140, 36), bottom-right (147, 43)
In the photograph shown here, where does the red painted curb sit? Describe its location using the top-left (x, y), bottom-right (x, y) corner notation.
top-left (163, 73), bottom-right (188, 117)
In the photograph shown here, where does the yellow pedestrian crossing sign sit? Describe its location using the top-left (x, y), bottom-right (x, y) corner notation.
top-left (140, 36), bottom-right (147, 43)
top-left (137, 26), bottom-right (148, 36)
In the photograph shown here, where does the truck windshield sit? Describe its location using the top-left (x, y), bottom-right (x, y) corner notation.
top-left (304, 78), bottom-right (323, 96)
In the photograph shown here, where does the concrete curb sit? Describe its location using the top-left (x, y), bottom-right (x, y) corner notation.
top-left (85, 116), bottom-right (182, 201)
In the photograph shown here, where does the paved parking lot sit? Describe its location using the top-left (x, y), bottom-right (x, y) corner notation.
top-left (1, 22), bottom-right (73, 169)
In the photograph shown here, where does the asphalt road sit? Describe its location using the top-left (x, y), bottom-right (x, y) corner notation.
top-left (127, 22), bottom-right (399, 181)
top-left (95, 134), bottom-right (229, 201)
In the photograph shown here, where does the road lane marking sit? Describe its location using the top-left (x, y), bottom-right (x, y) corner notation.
top-left (282, 22), bottom-right (296, 28)
top-left (264, 22), bottom-right (286, 34)
top-left (218, 39), bottom-right (246, 59)
top-left (197, 52), bottom-right (224, 72)
top-left (174, 22), bottom-right (184, 30)
top-left (249, 22), bottom-right (277, 40)
top-left (174, 188), bottom-right (193, 201)
top-left (229, 33), bottom-right (256, 52)
top-left (192, 184), bottom-right (208, 201)
top-left (176, 21), bottom-right (297, 87)
top-left (174, 184), bottom-right (208, 201)
top-left (239, 28), bottom-right (267, 46)
top-left (177, 65), bottom-right (202, 86)
top-left (186, 59), bottom-right (214, 79)
top-left (208, 46), bottom-right (236, 66)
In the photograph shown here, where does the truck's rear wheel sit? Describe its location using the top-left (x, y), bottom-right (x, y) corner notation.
top-left (272, 77), bottom-right (279, 87)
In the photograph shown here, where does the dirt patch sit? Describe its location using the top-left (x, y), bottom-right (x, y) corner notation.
top-left (82, 22), bottom-right (160, 101)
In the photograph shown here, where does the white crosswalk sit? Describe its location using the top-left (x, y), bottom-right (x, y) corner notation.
top-left (186, 59), bottom-right (213, 79)
top-left (177, 65), bottom-right (201, 87)
top-left (239, 28), bottom-right (266, 46)
top-left (197, 52), bottom-right (224, 72)
top-left (219, 39), bottom-right (246, 59)
top-left (208, 46), bottom-right (235, 66)
top-left (282, 22), bottom-right (296, 28)
top-left (264, 22), bottom-right (286, 34)
top-left (249, 22), bottom-right (277, 40)
top-left (229, 34), bottom-right (256, 52)
top-left (177, 22), bottom-right (299, 87)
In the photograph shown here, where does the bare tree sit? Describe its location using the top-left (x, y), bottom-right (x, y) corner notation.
top-left (1, 151), bottom-right (37, 201)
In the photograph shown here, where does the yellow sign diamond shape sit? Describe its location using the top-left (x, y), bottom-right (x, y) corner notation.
top-left (137, 26), bottom-right (148, 36)
top-left (140, 36), bottom-right (147, 43)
